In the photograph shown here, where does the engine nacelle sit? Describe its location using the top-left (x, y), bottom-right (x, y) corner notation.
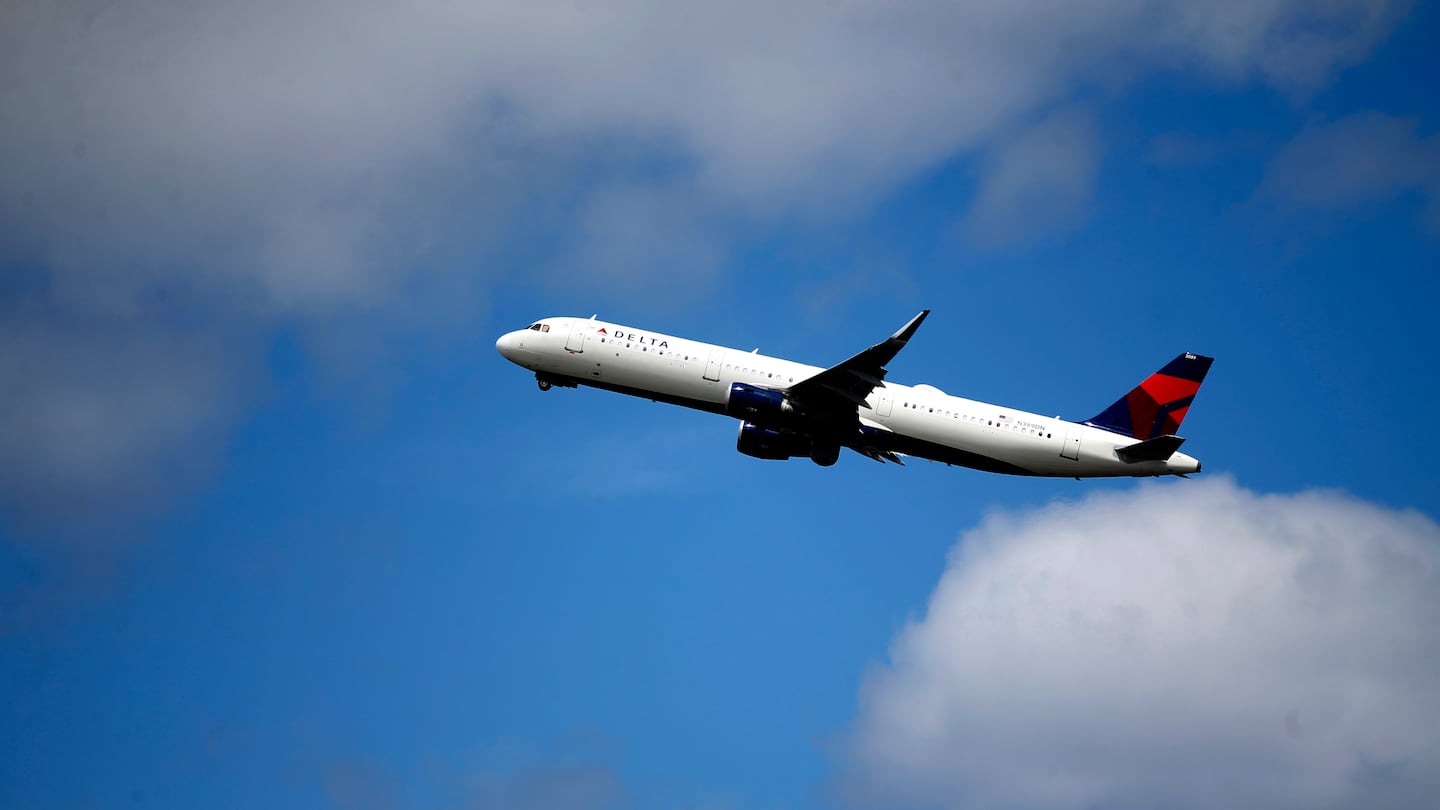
top-left (736, 422), bottom-right (811, 461)
top-left (724, 382), bottom-right (796, 427)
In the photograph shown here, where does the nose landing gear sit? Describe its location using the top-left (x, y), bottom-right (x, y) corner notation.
top-left (535, 373), bottom-right (575, 391)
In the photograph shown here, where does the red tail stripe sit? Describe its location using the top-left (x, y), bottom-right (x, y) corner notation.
top-left (1140, 374), bottom-right (1200, 405)
top-left (1127, 391), bottom-right (1159, 441)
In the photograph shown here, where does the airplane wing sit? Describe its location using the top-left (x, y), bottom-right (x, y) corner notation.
top-left (786, 310), bottom-right (929, 420)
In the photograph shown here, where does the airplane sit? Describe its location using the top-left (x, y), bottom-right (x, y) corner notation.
top-left (495, 311), bottom-right (1212, 478)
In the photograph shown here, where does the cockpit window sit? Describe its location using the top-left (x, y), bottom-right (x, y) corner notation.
top-left (540, 324), bottom-right (550, 332)
top-left (529, 323), bottom-right (542, 331)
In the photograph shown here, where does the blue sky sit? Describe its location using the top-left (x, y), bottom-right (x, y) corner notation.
top-left (3, 2), bottom-right (1440, 809)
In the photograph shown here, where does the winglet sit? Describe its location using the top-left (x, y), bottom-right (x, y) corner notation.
top-left (891, 310), bottom-right (930, 345)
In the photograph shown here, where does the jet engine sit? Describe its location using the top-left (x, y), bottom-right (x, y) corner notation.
top-left (736, 422), bottom-right (811, 461)
top-left (724, 382), bottom-right (796, 426)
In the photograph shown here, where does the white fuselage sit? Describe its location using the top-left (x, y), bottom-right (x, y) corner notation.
top-left (496, 316), bottom-right (1201, 478)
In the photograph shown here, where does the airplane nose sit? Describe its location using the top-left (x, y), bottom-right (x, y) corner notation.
top-left (496, 332), bottom-right (516, 360)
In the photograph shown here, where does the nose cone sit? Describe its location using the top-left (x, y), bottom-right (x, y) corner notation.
top-left (496, 331), bottom-right (519, 361)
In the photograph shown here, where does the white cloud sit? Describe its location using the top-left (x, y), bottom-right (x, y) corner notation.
top-left (843, 478), bottom-right (1440, 810)
top-left (0, 1), bottom-right (1411, 306)
top-left (0, 315), bottom-right (252, 528)
top-left (563, 180), bottom-right (725, 303)
top-left (961, 107), bottom-right (1101, 247)
top-left (1261, 112), bottom-right (1440, 232)
top-left (0, 0), bottom-right (1413, 523)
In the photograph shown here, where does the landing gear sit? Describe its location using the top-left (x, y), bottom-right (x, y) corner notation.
top-left (811, 443), bottom-right (840, 467)
top-left (535, 374), bottom-right (576, 391)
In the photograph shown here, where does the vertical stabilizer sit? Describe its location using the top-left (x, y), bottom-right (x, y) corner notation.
top-left (1085, 353), bottom-right (1214, 440)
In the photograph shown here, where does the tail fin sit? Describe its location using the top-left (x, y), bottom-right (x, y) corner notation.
top-left (1085, 352), bottom-right (1214, 440)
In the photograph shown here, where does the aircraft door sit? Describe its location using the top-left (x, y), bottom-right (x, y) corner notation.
top-left (703, 348), bottom-right (724, 382)
top-left (1060, 425), bottom-right (1081, 460)
top-left (565, 322), bottom-right (586, 353)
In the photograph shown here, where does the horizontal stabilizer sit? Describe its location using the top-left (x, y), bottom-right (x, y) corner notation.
top-left (1117, 434), bottom-right (1185, 462)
